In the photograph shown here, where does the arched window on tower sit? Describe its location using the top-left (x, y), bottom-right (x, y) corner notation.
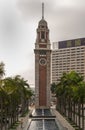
top-left (41, 31), bottom-right (45, 39)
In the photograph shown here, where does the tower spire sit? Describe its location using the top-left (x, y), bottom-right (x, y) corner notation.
top-left (42, 2), bottom-right (44, 19)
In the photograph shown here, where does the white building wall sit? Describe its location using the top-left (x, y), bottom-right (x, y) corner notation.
top-left (52, 46), bottom-right (85, 83)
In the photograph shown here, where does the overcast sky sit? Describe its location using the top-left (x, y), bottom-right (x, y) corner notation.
top-left (0, 0), bottom-right (85, 86)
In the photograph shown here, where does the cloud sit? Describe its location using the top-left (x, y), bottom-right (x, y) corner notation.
top-left (0, 0), bottom-right (85, 84)
top-left (17, 0), bottom-right (85, 42)
top-left (0, 0), bottom-right (25, 49)
top-left (17, 0), bottom-right (42, 20)
top-left (20, 68), bottom-right (35, 85)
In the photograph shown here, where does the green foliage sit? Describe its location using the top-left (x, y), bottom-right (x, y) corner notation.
top-left (51, 71), bottom-right (85, 129)
top-left (0, 62), bottom-right (5, 79)
top-left (0, 62), bottom-right (33, 129)
top-left (51, 82), bottom-right (57, 94)
top-left (51, 71), bottom-right (85, 102)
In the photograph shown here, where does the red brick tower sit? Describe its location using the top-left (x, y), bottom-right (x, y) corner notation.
top-left (34, 3), bottom-right (51, 108)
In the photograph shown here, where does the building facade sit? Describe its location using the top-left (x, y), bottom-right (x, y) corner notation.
top-left (34, 4), bottom-right (51, 108)
top-left (52, 38), bottom-right (85, 83)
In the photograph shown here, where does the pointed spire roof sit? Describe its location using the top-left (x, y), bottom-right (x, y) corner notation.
top-left (42, 3), bottom-right (44, 20)
top-left (38, 3), bottom-right (47, 27)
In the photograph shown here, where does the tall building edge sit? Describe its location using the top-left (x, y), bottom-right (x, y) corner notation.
top-left (52, 38), bottom-right (85, 84)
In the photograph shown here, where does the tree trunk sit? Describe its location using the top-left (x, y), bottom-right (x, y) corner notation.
top-left (0, 97), bottom-right (3, 130)
top-left (81, 100), bottom-right (84, 130)
top-left (78, 101), bottom-right (80, 129)
top-left (75, 103), bottom-right (77, 126)
top-left (73, 101), bottom-right (75, 123)
top-left (4, 106), bottom-right (7, 130)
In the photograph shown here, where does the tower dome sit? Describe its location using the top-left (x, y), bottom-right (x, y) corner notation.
top-left (36, 3), bottom-right (50, 43)
top-left (39, 19), bottom-right (47, 26)
top-left (38, 2), bottom-right (48, 28)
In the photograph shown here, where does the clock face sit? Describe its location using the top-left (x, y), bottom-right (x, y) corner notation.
top-left (39, 58), bottom-right (47, 66)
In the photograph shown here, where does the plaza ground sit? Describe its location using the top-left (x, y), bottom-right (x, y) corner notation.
top-left (15, 105), bottom-right (75, 130)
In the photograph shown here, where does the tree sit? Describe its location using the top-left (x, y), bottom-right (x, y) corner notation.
top-left (0, 62), bottom-right (5, 79)
top-left (0, 62), bottom-right (5, 130)
top-left (51, 82), bottom-right (57, 94)
top-left (0, 75), bottom-right (33, 130)
top-left (52, 71), bottom-right (85, 129)
top-left (0, 62), bottom-right (33, 130)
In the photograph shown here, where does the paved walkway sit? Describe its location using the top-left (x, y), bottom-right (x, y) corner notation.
top-left (16, 106), bottom-right (34, 130)
top-left (16, 114), bottom-right (29, 130)
top-left (53, 109), bottom-right (75, 130)
top-left (15, 106), bottom-right (75, 130)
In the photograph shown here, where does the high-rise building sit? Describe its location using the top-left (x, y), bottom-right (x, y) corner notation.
top-left (34, 3), bottom-right (51, 108)
top-left (52, 38), bottom-right (85, 83)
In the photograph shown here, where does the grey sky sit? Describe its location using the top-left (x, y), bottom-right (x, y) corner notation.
top-left (0, 0), bottom-right (85, 86)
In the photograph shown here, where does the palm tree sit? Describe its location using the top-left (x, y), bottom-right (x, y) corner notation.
top-left (13, 75), bottom-right (29, 114)
top-left (26, 88), bottom-right (34, 110)
top-left (77, 81), bottom-right (85, 129)
top-left (0, 62), bottom-right (5, 79)
top-left (0, 85), bottom-right (4, 130)
top-left (0, 62), bottom-right (33, 129)
top-left (2, 77), bottom-right (19, 129)
top-left (52, 71), bottom-right (85, 129)
top-left (51, 82), bottom-right (57, 94)
top-left (0, 62), bottom-right (5, 130)
top-left (12, 75), bottom-right (34, 116)
top-left (0, 82), bottom-right (10, 130)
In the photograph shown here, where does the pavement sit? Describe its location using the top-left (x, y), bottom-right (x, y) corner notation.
top-left (16, 114), bottom-right (29, 130)
top-left (15, 105), bottom-right (75, 130)
top-left (16, 106), bottom-right (34, 130)
top-left (53, 109), bottom-right (75, 130)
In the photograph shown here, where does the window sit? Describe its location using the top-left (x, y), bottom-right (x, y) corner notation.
top-left (67, 41), bottom-right (72, 47)
top-left (75, 39), bottom-right (81, 46)
top-left (41, 32), bottom-right (45, 39)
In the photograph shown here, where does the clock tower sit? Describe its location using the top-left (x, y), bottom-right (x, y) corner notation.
top-left (34, 3), bottom-right (51, 108)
